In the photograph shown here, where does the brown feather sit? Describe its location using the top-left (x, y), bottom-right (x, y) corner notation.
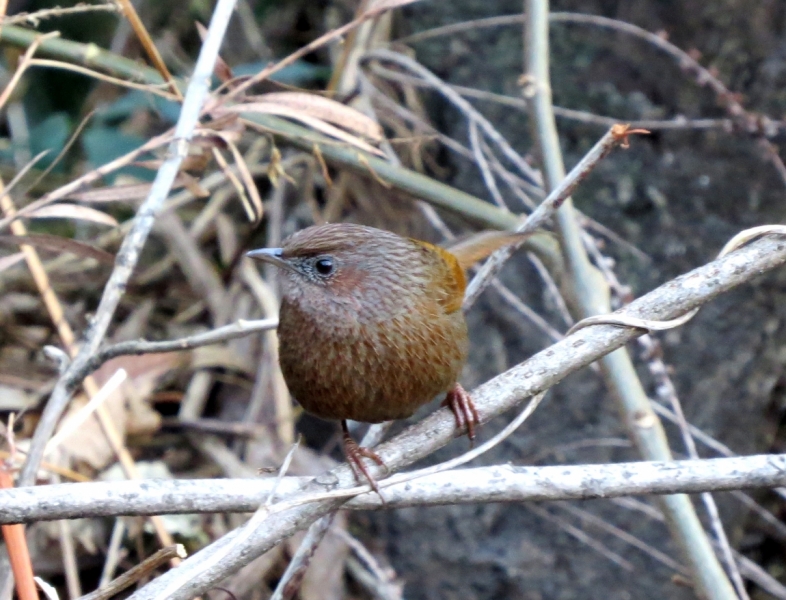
top-left (445, 230), bottom-right (535, 270)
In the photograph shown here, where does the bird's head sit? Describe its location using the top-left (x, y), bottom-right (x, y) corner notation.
top-left (247, 223), bottom-right (433, 319)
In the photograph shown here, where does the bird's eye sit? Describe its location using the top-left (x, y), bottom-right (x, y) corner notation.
top-left (314, 256), bottom-right (335, 276)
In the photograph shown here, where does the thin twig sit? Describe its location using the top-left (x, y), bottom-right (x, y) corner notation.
top-left (639, 334), bottom-right (749, 598)
top-left (99, 519), bottom-right (127, 588)
top-left (265, 439), bottom-right (300, 506)
top-left (27, 58), bottom-right (178, 100)
top-left (0, 460), bottom-right (39, 600)
top-left (57, 514), bottom-right (81, 598)
top-left (469, 120), bottom-right (508, 208)
top-left (528, 504), bottom-right (634, 571)
top-left (361, 48), bottom-right (541, 186)
top-left (88, 318), bottom-right (278, 371)
top-left (114, 0), bottom-right (182, 99)
top-left (464, 125), bottom-right (636, 308)
top-left (3, 3), bottom-right (119, 26)
top-left (555, 503), bottom-right (686, 574)
top-left (0, 31), bottom-right (60, 112)
top-left (269, 515), bottom-right (336, 600)
top-left (223, 0), bottom-right (423, 101)
top-left (371, 61), bottom-right (730, 133)
top-left (80, 544), bottom-right (188, 600)
top-left (335, 529), bottom-right (403, 600)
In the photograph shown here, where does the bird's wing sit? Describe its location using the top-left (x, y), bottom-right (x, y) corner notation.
top-left (409, 239), bottom-right (466, 314)
top-left (410, 230), bottom-right (535, 315)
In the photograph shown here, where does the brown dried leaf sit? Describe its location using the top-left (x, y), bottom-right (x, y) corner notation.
top-left (223, 135), bottom-right (264, 221)
top-left (0, 234), bottom-right (114, 264)
top-left (212, 147), bottom-right (256, 222)
top-left (64, 180), bottom-right (186, 203)
top-left (135, 153), bottom-right (211, 172)
top-left (254, 92), bottom-right (383, 142)
top-left (58, 353), bottom-right (183, 470)
top-left (206, 112), bottom-right (241, 132)
top-left (226, 103), bottom-right (385, 156)
top-left (26, 203), bottom-right (118, 226)
top-left (180, 172), bottom-right (211, 198)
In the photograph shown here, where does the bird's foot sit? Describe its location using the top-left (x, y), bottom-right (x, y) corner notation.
top-left (342, 421), bottom-right (387, 499)
top-left (442, 383), bottom-right (480, 444)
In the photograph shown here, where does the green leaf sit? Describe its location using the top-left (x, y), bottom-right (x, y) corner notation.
top-left (29, 112), bottom-right (71, 170)
top-left (81, 126), bottom-right (153, 182)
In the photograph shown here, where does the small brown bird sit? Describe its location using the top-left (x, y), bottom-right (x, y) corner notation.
top-left (248, 223), bottom-right (529, 491)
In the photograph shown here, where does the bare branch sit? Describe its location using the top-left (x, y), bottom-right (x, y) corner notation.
top-left (464, 125), bottom-right (636, 308)
top-left (85, 318), bottom-right (278, 373)
top-left (1, 454), bottom-right (785, 524)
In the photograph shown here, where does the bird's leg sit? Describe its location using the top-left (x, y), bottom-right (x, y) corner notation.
top-left (442, 383), bottom-right (480, 443)
top-left (341, 420), bottom-right (387, 498)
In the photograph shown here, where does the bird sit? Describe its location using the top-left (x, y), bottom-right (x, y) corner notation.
top-left (248, 223), bottom-right (531, 492)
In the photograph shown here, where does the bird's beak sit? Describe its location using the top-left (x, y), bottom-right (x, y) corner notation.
top-left (246, 248), bottom-right (297, 273)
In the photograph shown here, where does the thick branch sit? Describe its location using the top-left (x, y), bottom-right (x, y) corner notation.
top-left (1, 454), bottom-right (784, 524)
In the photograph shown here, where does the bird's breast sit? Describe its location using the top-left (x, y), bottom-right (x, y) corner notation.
top-left (276, 298), bottom-right (468, 423)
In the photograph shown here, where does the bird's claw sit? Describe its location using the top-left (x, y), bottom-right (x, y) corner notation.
top-left (442, 384), bottom-right (480, 444)
top-left (342, 421), bottom-right (387, 501)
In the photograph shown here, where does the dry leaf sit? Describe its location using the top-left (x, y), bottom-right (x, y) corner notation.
top-left (212, 146), bottom-right (257, 222)
top-left (255, 92), bottom-right (383, 141)
top-left (0, 234), bottom-right (114, 264)
top-left (57, 353), bottom-right (183, 470)
top-left (225, 103), bottom-right (385, 156)
top-left (179, 172), bottom-right (211, 198)
top-left (219, 133), bottom-right (264, 220)
top-left (26, 203), bottom-right (118, 226)
top-left (64, 180), bottom-right (186, 203)
top-left (192, 345), bottom-right (254, 374)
